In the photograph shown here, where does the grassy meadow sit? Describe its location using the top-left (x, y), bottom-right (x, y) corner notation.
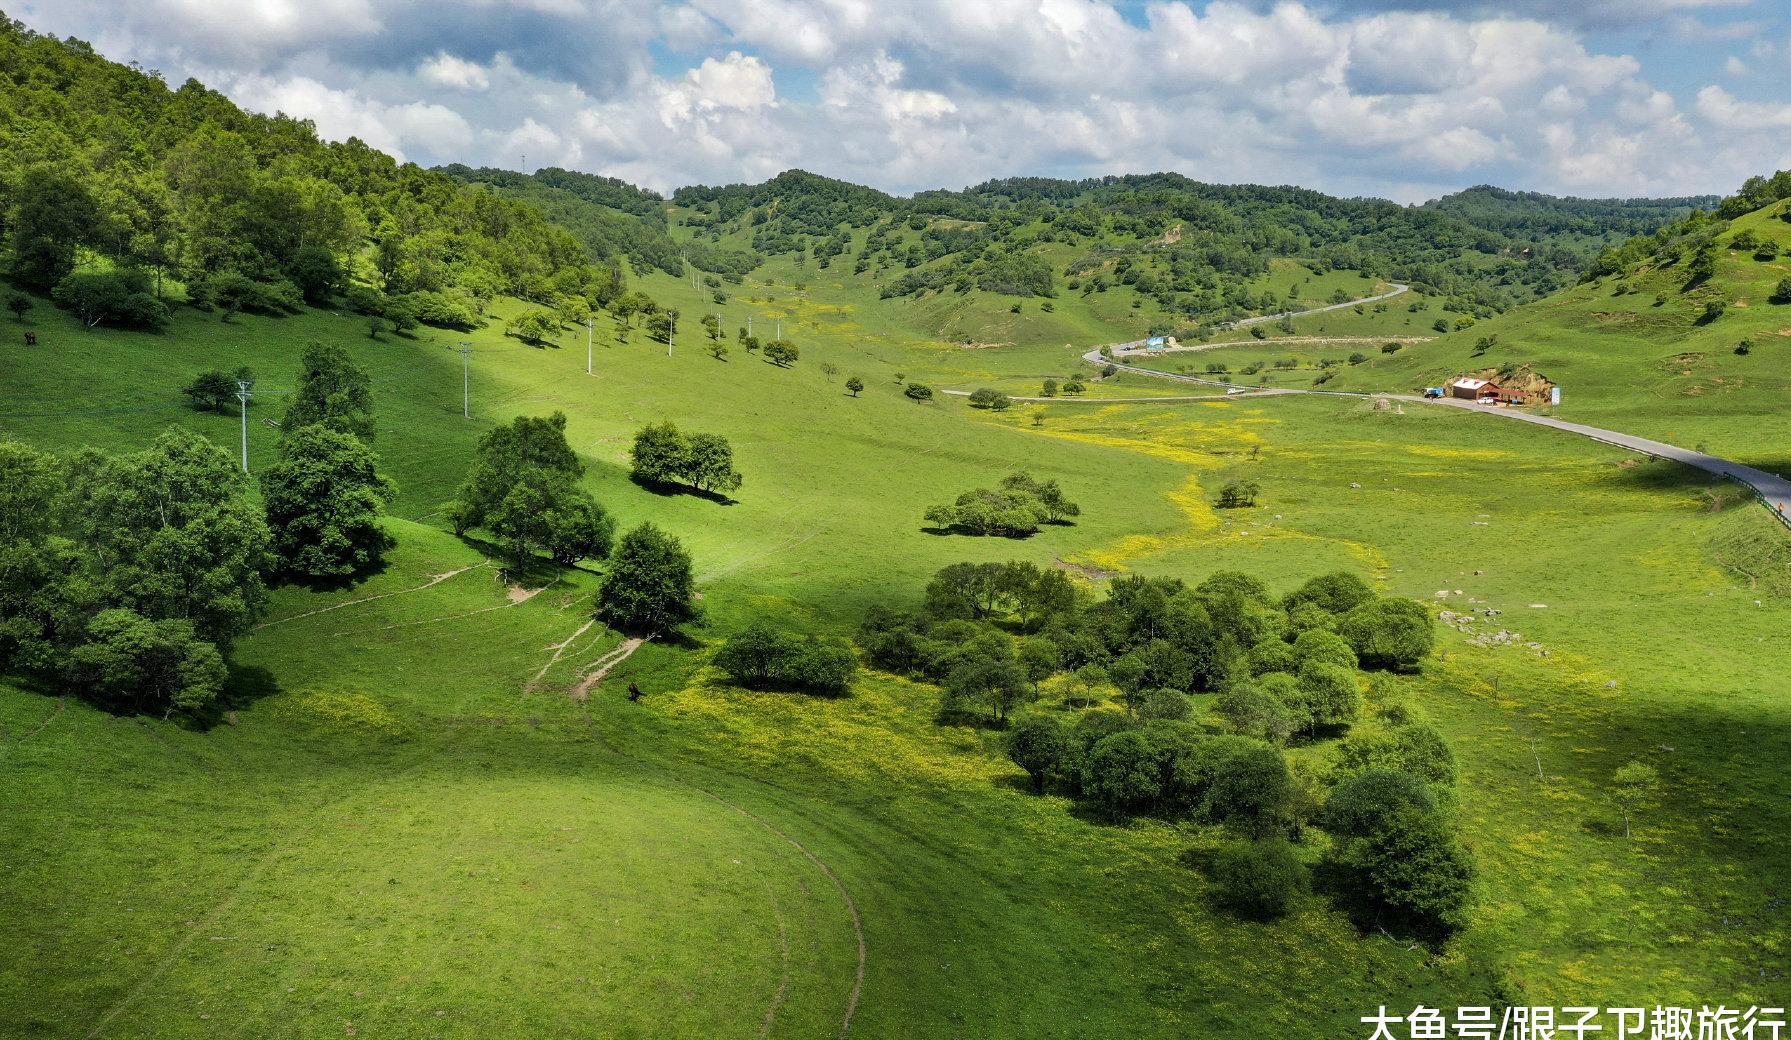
top-left (4, 239), bottom-right (1791, 1038)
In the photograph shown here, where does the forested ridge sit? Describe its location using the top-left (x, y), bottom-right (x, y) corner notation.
top-left (0, 15), bottom-right (625, 334)
top-left (673, 169), bottom-right (1715, 324)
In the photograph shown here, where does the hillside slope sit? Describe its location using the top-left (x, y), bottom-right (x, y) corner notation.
top-left (1327, 196), bottom-right (1791, 470)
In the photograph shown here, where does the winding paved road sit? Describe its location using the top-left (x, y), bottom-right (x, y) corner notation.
top-left (1079, 294), bottom-right (1791, 530)
top-left (1215, 281), bottom-right (1410, 331)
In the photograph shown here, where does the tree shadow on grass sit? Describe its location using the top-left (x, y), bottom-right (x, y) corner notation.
top-left (628, 474), bottom-right (737, 505)
top-left (270, 552), bottom-right (396, 595)
top-left (219, 663), bottom-right (281, 715)
top-left (919, 525), bottom-right (1038, 539)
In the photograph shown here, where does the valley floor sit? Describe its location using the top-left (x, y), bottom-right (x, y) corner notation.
top-left (4, 275), bottom-right (1791, 1037)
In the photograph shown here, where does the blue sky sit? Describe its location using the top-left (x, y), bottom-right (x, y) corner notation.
top-left (17, 0), bottom-right (1791, 202)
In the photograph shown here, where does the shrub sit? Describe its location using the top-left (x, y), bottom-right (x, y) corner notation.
top-left (1202, 744), bottom-right (1293, 836)
top-left (1292, 661), bottom-right (1361, 730)
top-left (400, 289), bottom-right (482, 330)
top-left (51, 270), bottom-right (169, 329)
top-left (1209, 839), bottom-right (1308, 920)
top-left (1082, 730), bottom-right (1163, 816)
top-left (1318, 768), bottom-right (1438, 839)
top-left (192, 271), bottom-right (302, 315)
top-left (1216, 682), bottom-right (1296, 744)
top-left (66, 608), bottom-right (226, 716)
top-left (923, 472), bottom-right (1079, 536)
top-left (904, 383), bottom-right (934, 401)
top-left (1215, 479), bottom-right (1260, 508)
top-left (1007, 713), bottom-right (1077, 791)
top-left (1337, 597), bottom-right (1434, 670)
top-left (1324, 807), bottom-right (1473, 939)
top-left (1333, 723), bottom-right (1458, 786)
top-left (968, 387), bottom-right (1013, 410)
top-left (1135, 687), bottom-right (1192, 722)
top-left (1291, 628), bottom-right (1357, 670)
top-left (1284, 571), bottom-right (1375, 615)
top-left (1246, 638), bottom-right (1297, 676)
top-left (715, 623), bottom-right (858, 695)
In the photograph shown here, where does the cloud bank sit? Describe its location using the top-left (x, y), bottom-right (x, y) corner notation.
top-left (16, 0), bottom-right (1791, 201)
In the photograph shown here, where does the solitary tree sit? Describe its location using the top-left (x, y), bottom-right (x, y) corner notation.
top-left (452, 411), bottom-right (583, 534)
top-left (488, 470), bottom-right (613, 570)
top-left (764, 340), bottom-right (799, 366)
top-left (599, 522), bottom-right (698, 633)
top-left (683, 433), bottom-right (743, 494)
top-left (5, 293), bottom-right (30, 323)
top-left (846, 376), bottom-right (864, 397)
top-left (285, 342), bottom-right (375, 442)
top-left (508, 310), bottom-right (559, 345)
top-left (260, 425), bottom-right (395, 577)
top-left (182, 370), bottom-right (238, 413)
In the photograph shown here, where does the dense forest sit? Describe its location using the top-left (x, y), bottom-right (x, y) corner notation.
top-left (0, 17), bottom-right (625, 336)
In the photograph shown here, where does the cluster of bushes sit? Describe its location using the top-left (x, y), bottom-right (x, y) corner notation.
top-left (0, 337), bottom-right (414, 718)
top-left (967, 387), bottom-right (1013, 411)
top-left (0, 432), bottom-right (267, 718)
top-left (50, 269), bottom-right (169, 329)
top-left (860, 561), bottom-right (1437, 747)
top-left (713, 622), bottom-right (859, 695)
top-left (856, 563), bottom-right (1469, 938)
top-left (922, 471), bottom-right (1080, 536)
top-left (629, 421), bottom-right (744, 497)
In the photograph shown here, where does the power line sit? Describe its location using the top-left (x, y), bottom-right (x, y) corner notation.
top-left (234, 378), bottom-right (253, 473)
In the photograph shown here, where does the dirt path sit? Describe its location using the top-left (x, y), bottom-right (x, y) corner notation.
top-left (341, 585), bottom-right (541, 635)
top-left (527, 619), bottom-right (596, 692)
top-left (254, 562), bottom-right (489, 630)
top-left (569, 637), bottom-right (645, 701)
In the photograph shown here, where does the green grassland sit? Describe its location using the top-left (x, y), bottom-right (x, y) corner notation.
top-left (1325, 201), bottom-right (1791, 471)
top-left (5, 270), bottom-right (1791, 1038)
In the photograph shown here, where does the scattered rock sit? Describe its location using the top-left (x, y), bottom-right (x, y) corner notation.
top-left (1528, 603), bottom-right (1548, 609)
top-left (1349, 482), bottom-right (1362, 489)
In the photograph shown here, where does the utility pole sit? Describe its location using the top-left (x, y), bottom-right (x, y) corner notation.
top-left (666, 311), bottom-right (675, 357)
top-left (586, 317), bottom-right (594, 376)
top-left (234, 378), bottom-right (253, 473)
top-left (775, 318), bottom-right (781, 340)
top-left (747, 315), bottom-right (753, 337)
top-left (455, 341), bottom-right (472, 419)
